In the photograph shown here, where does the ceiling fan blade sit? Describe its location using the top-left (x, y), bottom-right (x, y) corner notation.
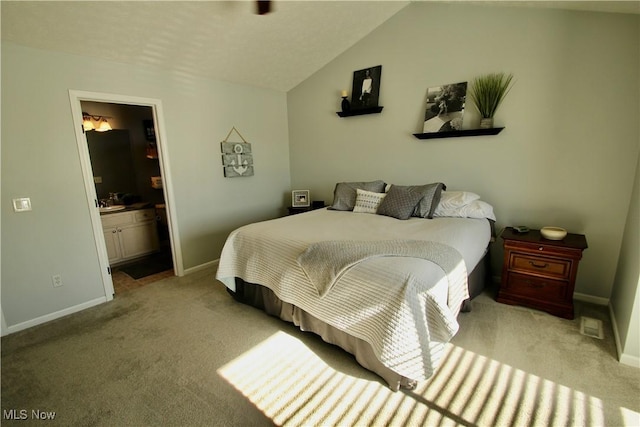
top-left (256, 0), bottom-right (271, 15)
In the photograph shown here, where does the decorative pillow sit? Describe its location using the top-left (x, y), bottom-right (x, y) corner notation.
top-left (329, 180), bottom-right (386, 211)
top-left (376, 185), bottom-right (426, 220)
top-left (436, 191), bottom-right (481, 211)
top-left (411, 182), bottom-right (446, 219)
top-left (434, 200), bottom-right (496, 221)
top-left (353, 189), bottom-right (387, 214)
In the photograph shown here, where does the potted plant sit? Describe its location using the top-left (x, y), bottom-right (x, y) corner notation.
top-left (468, 72), bottom-right (514, 129)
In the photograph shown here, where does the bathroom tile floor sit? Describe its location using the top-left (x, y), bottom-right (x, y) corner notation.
top-left (112, 269), bottom-right (174, 294)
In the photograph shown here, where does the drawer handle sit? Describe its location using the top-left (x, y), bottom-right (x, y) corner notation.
top-left (112, 230), bottom-right (117, 234)
top-left (529, 261), bottom-right (549, 269)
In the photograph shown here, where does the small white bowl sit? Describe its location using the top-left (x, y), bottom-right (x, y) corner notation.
top-left (541, 226), bottom-right (567, 240)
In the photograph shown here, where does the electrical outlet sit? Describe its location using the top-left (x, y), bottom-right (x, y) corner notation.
top-left (52, 274), bottom-right (63, 287)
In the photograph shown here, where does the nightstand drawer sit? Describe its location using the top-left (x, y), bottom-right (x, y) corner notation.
top-left (509, 253), bottom-right (571, 279)
top-left (505, 272), bottom-right (569, 301)
top-left (504, 239), bottom-right (586, 260)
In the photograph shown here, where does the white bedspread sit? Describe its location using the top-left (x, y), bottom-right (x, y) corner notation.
top-left (298, 239), bottom-right (466, 298)
top-left (216, 208), bottom-right (491, 381)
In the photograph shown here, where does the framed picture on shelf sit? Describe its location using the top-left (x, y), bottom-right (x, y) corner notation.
top-left (350, 65), bottom-right (382, 110)
top-left (422, 81), bottom-right (467, 133)
top-left (292, 190), bottom-right (310, 207)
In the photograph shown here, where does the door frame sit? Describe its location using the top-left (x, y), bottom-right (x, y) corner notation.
top-left (69, 90), bottom-right (184, 299)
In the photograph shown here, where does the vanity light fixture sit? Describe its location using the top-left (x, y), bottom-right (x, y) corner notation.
top-left (95, 117), bottom-right (112, 132)
top-left (82, 112), bottom-right (112, 132)
top-left (82, 113), bottom-right (95, 131)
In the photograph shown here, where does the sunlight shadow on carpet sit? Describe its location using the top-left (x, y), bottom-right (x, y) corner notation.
top-left (217, 332), bottom-right (638, 426)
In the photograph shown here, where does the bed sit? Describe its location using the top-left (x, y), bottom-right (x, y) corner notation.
top-left (216, 183), bottom-right (495, 391)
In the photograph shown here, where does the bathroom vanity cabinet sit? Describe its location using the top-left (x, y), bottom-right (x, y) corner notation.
top-left (101, 208), bottom-right (159, 265)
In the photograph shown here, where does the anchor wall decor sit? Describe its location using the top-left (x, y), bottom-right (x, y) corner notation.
top-left (220, 127), bottom-right (254, 178)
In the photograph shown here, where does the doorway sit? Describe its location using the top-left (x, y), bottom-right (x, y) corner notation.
top-left (69, 90), bottom-right (183, 300)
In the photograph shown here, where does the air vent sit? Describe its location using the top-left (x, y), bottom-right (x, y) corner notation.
top-left (580, 316), bottom-right (604, 339)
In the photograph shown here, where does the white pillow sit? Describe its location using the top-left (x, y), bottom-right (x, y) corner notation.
top-left (436, 191), bottom-right (481, 211)
top-left (353, 189), bottom-right (386, 214)
top-left (434, 200), bottom-right (496, 221)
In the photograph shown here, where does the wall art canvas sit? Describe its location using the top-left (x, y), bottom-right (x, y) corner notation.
top-left (221, 141), bottom-right (254, 177)
top-left (220, 127), bottom-right (254, 177)
top-left (350, 65), bottom-right (382, 110)
top-left (422, 82), bottom-right (467, 133)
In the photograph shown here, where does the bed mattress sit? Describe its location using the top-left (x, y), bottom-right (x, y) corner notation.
top-left (216, 208), bottom-right (492, 383)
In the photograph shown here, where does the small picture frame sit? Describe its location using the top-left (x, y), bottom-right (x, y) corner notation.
top-left (292, 190), bottom-right (310, 207)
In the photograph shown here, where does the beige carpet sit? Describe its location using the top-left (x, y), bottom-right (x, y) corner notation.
top-left (2, 266), bottom-right (639, 426)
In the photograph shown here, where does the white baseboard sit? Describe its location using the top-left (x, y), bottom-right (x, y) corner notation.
top-left (574, 292), bottom-right (609, 306)
top-left (183, 259), bottom-right (219, 276)
top-left (619, 353), bottom-right (640, 368)
top-left (6, 296), bottom-right (107, 335)
top-left (609, 303), bottom-right (624, 362)
top-left (1, 310), bottom-right (8, 337)
top-left (609, 304), bottom-right (640, 369)
top-left (4, 259), bottom-right (222, 336)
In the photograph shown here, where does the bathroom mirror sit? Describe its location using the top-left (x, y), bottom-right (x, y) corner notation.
top-left (86, 129), bottom-right (137, 202)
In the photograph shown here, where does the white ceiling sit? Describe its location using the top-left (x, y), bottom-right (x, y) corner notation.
top-left (2, 1), bottom-right (638, 92)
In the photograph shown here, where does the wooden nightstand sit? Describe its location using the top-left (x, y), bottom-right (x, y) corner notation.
top-left (498, 227), bottom-right (588, 319)
top-left (287, 206), bottom-right (313, 215)
top-left (287, 204), bottom-right (326, 215)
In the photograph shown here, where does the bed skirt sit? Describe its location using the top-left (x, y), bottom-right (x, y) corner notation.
top-left (227, 251), bottom-right (489, 391)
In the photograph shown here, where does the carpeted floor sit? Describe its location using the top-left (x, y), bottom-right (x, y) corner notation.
top-left (1, 266), bottom-right (639, 426)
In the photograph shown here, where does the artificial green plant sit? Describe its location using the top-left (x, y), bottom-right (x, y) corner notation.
top-left (468, 72), bottom-right (514, 119)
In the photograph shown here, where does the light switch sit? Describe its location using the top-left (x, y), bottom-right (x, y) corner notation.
top-left (12, 198), bottom-right (32, 212)
top-left (94, 176), bottom-right (103, 184)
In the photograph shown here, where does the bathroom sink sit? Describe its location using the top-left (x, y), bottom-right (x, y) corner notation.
top-left (99, 205), bottom-right (126, 213)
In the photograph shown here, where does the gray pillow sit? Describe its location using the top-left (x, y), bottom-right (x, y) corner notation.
top-left (411, 182), bottom-right (446, 219)
top-left (329, 180), bottom-right (386, 211)
top-left (376, 185), bottom-right (426, 220)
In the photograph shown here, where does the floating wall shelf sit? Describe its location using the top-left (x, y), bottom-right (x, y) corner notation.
top-left (413, 127), bottom-right (504, 140)
top-left (337, 106), bottom-right (384, 117)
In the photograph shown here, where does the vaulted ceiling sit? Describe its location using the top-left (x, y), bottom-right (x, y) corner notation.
top-left (2, 1), bottom-right (638, 92)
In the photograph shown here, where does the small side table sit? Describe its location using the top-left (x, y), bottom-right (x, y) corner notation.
top-left (498, 227), bottom-right (588, 319)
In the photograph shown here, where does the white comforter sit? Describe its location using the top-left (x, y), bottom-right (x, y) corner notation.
top-left (216, 208), bottom-right (491, 381)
